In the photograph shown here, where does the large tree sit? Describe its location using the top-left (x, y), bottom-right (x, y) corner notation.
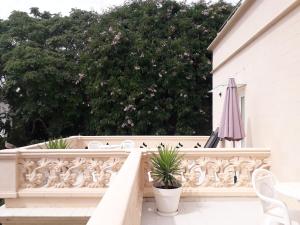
top-left (0, 9), bottom-right (97, 145)
top-left (0, 0), bottom-right (234, 147)
top-left (83, 0), bottom-right (234, 135)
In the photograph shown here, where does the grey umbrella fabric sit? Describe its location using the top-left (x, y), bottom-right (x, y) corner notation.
top-left (218, 78), bottom-right (245, 142)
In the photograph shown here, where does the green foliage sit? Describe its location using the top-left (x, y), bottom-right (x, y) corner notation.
top-left (45, 138), bottom-right (69, 149)
top-left (0, 1), bottom-right (234, 146)
top-left (84, 0), bottom-right (234, 135)
top-left (151, 146), bottom-right (182, 188)
top-left (0, 8), bottom-right (96, 146)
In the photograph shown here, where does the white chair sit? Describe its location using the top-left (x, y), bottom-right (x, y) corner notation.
top-left (121, 140), bottom-right (135, 149)
top-left (252, 169), bottom-right (299, 225)
top-left (87, 141), bottom-right (104, 149)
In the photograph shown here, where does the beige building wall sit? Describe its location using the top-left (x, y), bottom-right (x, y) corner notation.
top-left (211, 0), bottom-right (296, 69)
top-left (210, 0), bottom-right (300, 180)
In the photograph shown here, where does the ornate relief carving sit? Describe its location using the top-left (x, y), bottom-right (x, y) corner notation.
top-left (145, 156), bottom-right (271, 188)
top-left (19, 157), bottom-right (125, 188)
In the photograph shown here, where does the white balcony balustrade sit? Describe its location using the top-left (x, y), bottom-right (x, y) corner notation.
top-left (0, 136), bottom-right (271, 225)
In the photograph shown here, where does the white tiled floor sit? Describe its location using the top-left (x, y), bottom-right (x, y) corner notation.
top-left (0, 205), bottom-right (95, 217)
top-left (142, 198), bottom-right (264, 225)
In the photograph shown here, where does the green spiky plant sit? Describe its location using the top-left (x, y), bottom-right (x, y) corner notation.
top-left (151, 146), bottom-right (183, 189)
top-left (45, 138), bottom-right (70, 149)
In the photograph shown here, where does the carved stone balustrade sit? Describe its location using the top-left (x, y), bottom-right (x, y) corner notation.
top-left (143, 148), bottom-right (271, 197)
top-left (0, 136), bottom-right (271, 210)
top-left (20, 135), bottom-right (209, 150)
top-left (0, 136), bottom-right (271, 225)
top-left (19, 157), bottom-right (124, 189)
top-left (0, 149), bottom-right (128, 208)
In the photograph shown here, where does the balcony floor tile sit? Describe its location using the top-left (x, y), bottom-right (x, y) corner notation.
top-left (142, 198), bottom-right (264, 225)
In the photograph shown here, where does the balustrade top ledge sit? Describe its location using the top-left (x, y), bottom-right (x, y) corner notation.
top-left (144, 148), bottom-right (271, 156)
top-left (0, 149), bottom-right (130, 159)
top-left (0, 147), bottom-right (270, 159)
top-left (71, 135), bottom-right (210, 139)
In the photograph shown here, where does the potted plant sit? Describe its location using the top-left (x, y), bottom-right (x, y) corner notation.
top-left (150, 146), bottom-right (183, 216)
top-left (45, 138), bottom-right (70, 149)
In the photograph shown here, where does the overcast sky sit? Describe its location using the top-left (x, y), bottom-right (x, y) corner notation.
top-left (0, 0), bottom-right (240, 19)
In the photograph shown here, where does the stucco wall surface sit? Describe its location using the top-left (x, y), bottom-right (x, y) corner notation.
top-left (212, 0), bottom-right (297, 69)
top-left (212, 3), bottom-right (300, 180)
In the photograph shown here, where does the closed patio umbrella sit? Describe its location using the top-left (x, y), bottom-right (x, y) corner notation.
top-left (218, 78), bottom-right (245, 147)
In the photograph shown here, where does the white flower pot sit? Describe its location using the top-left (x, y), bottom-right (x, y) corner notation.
top-left (153, 186), bottom-right (182, 216)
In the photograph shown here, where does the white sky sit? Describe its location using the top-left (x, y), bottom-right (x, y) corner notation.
top-left (0, 0), bottom-right (240, 19)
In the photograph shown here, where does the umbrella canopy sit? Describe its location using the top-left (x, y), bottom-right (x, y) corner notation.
top-left (218, 78), bottom-right (245, 141)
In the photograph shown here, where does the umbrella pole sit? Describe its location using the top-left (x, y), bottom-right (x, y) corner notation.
top-left (233, 141), bottom-right (235, 148)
